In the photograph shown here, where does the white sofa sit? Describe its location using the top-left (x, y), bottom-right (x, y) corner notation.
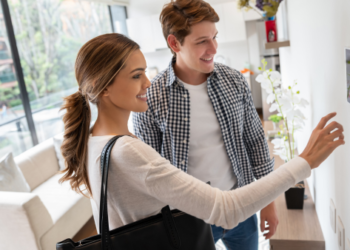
top-left (0, 138), bottom-right (93, 250)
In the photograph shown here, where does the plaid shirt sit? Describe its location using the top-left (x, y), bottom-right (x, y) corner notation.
top-left (133, 58), bottom-right (274, 188)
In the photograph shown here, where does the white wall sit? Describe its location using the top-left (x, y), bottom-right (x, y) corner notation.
top-left (279, 0), bottom-right (350, 249)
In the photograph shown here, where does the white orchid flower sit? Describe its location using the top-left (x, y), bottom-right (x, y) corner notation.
top-left (256, 61), bottom-right (309, 162)
top-left (269, 71), bottom-right (282, 86)
top-left (269, 103), bottom-right (279, 112)
top-left (278, 96), bottom-right (293, 113)
top-left (295, 98), bottom-right (309, 108)
top-left (255, 71), bottom-right (270, 86)
top-left (261, 81), bottom-right (274, 94)
top-left (266, 93), bottom-right (275, 104)
top-left (271, 138), bottom-right (285, 148)
top-left (274, 148), bottom-right (289, 161)
top-left (255, 71), bottom-right (267, 82)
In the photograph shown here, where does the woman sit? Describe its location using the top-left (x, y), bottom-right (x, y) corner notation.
top-left (59, 33), bottom-right (344, 231)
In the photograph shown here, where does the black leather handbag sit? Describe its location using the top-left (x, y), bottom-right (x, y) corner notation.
top-left (57, 135), bottom-right (216, 250)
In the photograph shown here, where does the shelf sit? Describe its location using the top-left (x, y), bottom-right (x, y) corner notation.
top-left (265, 40), bottom-right (290, 49)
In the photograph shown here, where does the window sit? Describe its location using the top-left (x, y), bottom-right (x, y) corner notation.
top-left (10, 0), bottom-right (112, 143)
top-left (0, 3), bottom-right (33, 157)
top-left (0, 0), bottom-right (115, 158)
top-left (110, 5), bottom-right (128, 36)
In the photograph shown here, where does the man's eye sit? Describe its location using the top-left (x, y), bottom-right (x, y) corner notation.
top-left (214, 36), bottom-right (218, 40)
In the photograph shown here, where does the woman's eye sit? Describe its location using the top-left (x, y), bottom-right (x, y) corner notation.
top-left (214, 36), bottom-right (218, 40)
top-left (198, 40), bottom-right (206, 44)
top-left (133, 74), bottom-right (141, 79)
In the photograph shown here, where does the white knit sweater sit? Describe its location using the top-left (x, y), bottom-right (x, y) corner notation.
top-left (87, 135), bottom-right (311, 232)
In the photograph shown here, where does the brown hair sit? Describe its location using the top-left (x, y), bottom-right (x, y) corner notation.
top-left (59, 34), bottom-right (140, 197)
top-left (160, 0), bottom-right (219, 55)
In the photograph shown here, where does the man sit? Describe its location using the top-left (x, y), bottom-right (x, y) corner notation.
top-left (133, 0), bottom-right (278, 249)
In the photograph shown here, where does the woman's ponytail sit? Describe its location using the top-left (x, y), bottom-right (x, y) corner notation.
top-left (59, 91), bottom-right (91, 197)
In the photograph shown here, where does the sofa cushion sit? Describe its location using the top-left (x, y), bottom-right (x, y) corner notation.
top-left (0, 152), bottom-right (30, 192)
top-left (32, 173), bottom-right (92, 249)
top-left (53, 134), bottom-right (65, 171)
top-left (31, 173), bottom-right (90, 223)
top-left (15, 138), bottom-right (60, 191)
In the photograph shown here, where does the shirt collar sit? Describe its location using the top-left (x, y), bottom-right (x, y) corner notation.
top-left (166, 57), bottom-right (177, 87)
top-left (166, 56), bottom-right (218, 87)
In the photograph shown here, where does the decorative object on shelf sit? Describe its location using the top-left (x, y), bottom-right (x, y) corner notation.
top-left (284, 181), bottom-right (305, 209)
top-left (346, 48), bottom-right (350, 103)
top-left (238, 0), bottom-right (290, 46)
top-left (265, 16), bottom-right (277, 42)
top-left (240, 68), bottom-right (254, 75)
top-left (238, 0), bottom-right (284, 18)
top-left (240, 67), bottom-right (254, 90)
top-left (256, 59), bottom-right (309, 209)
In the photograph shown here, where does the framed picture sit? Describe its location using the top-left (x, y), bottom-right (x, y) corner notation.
top-left (346, 48), bottom-right (350, 103)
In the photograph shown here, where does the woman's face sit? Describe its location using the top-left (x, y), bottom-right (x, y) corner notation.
top-left (103, 49), bottom-right (151, 113)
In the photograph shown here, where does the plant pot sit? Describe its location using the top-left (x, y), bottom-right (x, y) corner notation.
top-left (284, 181), bottom-right (305, 209)
top-left (272, 122), bottom-right (279, 130)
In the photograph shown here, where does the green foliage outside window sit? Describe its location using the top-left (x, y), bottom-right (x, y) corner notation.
top-left (7, 0), bottom-right (112, 108)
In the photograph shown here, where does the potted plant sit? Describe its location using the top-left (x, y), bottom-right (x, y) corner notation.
top-left (238, 0), bottom-right (284, 18)
top-left (268, 114), bottom-right (283, 130)
top-left (256, 59), bottom-right (309, 209)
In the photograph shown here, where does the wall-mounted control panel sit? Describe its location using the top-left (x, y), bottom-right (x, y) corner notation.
top-left (345, 238), bottom-right (350, 250)
top-left (337, 216), bottom-right (345, 250)
top-left (330, 199), bottom-right (337, 233)
top-left (346, 48), bottom-right (350, 103)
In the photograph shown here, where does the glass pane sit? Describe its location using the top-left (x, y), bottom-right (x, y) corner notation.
top-left (110, 5), bottom-right (128, 36)
top-left (9, 0), bottom-right (112, 142)
top-left (0, 4), bottom-right (33, 158)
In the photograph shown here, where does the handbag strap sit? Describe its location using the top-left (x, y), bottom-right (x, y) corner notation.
top-left (98, 135), bottom-right (181, 250)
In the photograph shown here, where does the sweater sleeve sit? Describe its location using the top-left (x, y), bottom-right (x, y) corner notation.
top-left (116, 137), bottom-right (311, 229)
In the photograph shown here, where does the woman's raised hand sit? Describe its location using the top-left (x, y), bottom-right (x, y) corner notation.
top-left (299, 112), bottom-right (345, 169)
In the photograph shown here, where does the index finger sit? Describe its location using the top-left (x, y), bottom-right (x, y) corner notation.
top-left (316, 112), bottom-right (337, 130)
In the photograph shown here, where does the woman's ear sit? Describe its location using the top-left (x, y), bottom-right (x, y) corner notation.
top-left (167, 34), bottom-right (181, 54)
top-left (101, 88), bottom-right (109, 97)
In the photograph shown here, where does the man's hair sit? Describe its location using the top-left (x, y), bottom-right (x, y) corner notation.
top-left (159, 0), bottom-right (219, 55)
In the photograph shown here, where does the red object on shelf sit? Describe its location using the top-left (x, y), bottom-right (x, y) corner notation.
top-left (265, 19), bottom-right (277, 42)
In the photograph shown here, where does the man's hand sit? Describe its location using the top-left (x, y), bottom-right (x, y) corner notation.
top-left (260, 201), bottom-right (279, 239)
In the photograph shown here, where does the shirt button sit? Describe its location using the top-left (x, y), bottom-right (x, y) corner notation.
top-left (183, 139), bottom-right (187, 143)
top-left (183, 94), bottom-right (187, 98)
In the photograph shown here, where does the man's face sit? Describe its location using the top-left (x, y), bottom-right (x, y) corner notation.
top-left (178, 21), bottom-right (218, 74)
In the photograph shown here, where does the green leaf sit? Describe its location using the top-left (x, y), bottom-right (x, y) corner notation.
top-left (268, 114), bottom-right (283, 123)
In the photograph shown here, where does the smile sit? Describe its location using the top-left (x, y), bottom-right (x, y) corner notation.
top-left (200, 57), bottom-right (213, 62)
top-left (137, 94), bottom-right (147, 102)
